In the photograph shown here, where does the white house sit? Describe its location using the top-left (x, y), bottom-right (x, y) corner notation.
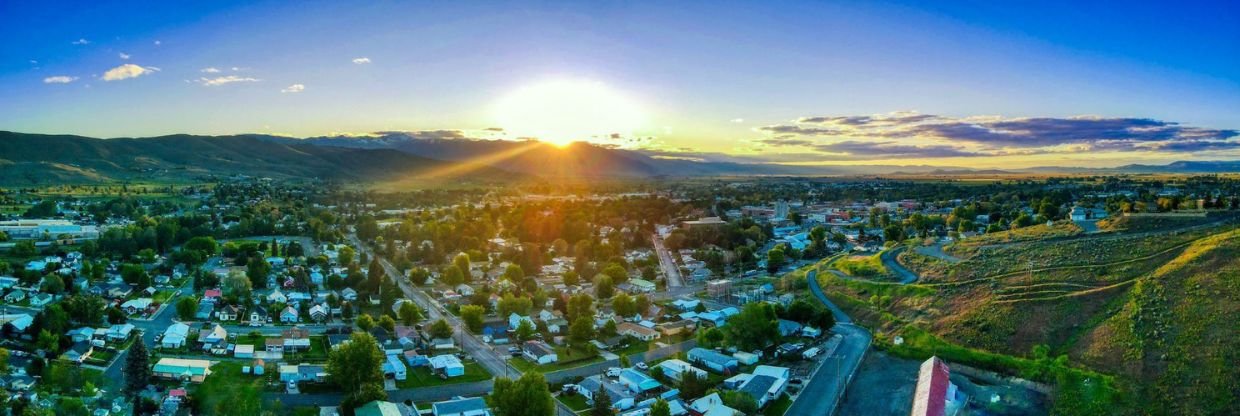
top-left (121, 298), bottom-right (153, 314)
top-left (383, 354), bottom-right (407, 381)
top-left (522, 341), bottom-right (558, 365)
top-left (161, 323), bottom-right (190, 349)
top-left (280, 306), bottom-right (299, 323)
top-left (655, 359), bottom-right (707, 382)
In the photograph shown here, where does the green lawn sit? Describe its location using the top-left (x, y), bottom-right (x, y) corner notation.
top-left (763, 393), bottom-right (793, 416)
top-left (509, 346), bottom-right (604, 373)
top-left (557, 393), bottom-right (591, 411)
top-left (193, 361), bottom-right (269, 415)
top-left (396, 361), bottom-right (491, 388)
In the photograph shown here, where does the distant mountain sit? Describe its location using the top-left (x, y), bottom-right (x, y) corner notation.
top-left (0, 131), bottom-right (512, 185)
top-left (1021, 160), bottom-right (1240, 174)
top-left (278, 133), bottom-right (996, 177)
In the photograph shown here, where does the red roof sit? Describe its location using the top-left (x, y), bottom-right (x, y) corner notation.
top-left (204, 289), bottom-right (222, 298)
top-left (169, 389), bottom-right (187, 397)
top-left (910, 356), bottom-right (950, 416)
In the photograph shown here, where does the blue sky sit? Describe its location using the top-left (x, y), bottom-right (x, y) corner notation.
top-left (2, 0), bottom-right (1238, 167)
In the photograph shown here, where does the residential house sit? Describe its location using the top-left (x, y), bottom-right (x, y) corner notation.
top-left (616, 322), bottom-right (660, 341)
top-left (267, 289), bottom-right (287, 304)
top-left (431, 397), bottom-right (492, 416)
top-left (355, 401), bottom-right (402, 416)
top-left (688, 393), bottom-right (740, 416)
top-left (507, 313), bottom-right (535, 331)
top-left (618, 368), bottom-right (661, 393)
top-left (383, 355), bottom-right (407, 381)
top-left (658, 320), bottom-right (695, 336)
top-left (688, 348), bottom-right (738, 374)
top-left (282, 327), bottom-right (311, 351)
top-left (216, 304), bottom-right (244, 321)
top-left (429, 354), bottom-right (464, 377)
top-left (106, 323), bottom-right (135, 342)
top-left (579, 375), bottom-right (636, 411)
top-left (309, 304), bottom-right (328, 322)
top-left (522, 341), bottom-right (558, 365)
top-left (654, 359), bottom-right (707, 382)
top-left (28, 293), bottom-right (53, 307)
top-left (3, 289), bottom-right (26, 303)
top-left (248, 306), bottom-right (269, 326)
top-left (198, 324), bottom-right (227, 346)
top-left (234, 344), bottom-right (255, 358)
top-left (341, 288), bottom-right (358, 301)
top-left (279, 306), bottom-right (299, 323)
top-left (280, 364), bottom-right (327, 383)
top-left (152, 358), bottom-right (213, 383)
top-left (121, 298), bottom-right (153, 315)
top-left (62, 341), bottom-right (94, 363)
top-left (265, 338), bottom-right (285, 353)
top-left (911, 356), bottom-right (966, 416)
top-left (202, 289), bottom-right (222, 303)
top-left (66, 327), bottom-right (96, 343)
top-left (161, 323), bottom-right (190, 349)
top-left (738, 375), bottom-right (784, 409)
top-left (195, 301), bottom-right (215, 320)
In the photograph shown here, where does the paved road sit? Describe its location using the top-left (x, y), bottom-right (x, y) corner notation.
top-left (104, 277), bottom-right (195, 390)
top-left (879, 247), bottom-right (920, 284)
top-left (786, 270), bottom-right (872, 416)
top-left (651, 234), bottom-right (684, 288)
top-left (348, 234), bottom-right (517, 380)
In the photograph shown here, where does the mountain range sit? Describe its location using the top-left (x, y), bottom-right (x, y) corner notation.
top-left (3, 130), bottom-right (1240, 185)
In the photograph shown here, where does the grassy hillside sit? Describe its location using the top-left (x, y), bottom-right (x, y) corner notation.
top-left (0, 131), bottom-right (515, 186)
top-left (823, 222), bottom-right (1240, 414)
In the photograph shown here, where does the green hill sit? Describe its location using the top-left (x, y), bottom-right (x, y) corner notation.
top-left (0, 131), bottom-right (514, 185)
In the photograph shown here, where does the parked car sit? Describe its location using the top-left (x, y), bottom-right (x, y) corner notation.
top-left (606, 367), bottom-right (622, 377)
top-left (507, 347), bottom-right (521, 357)
top-left (635, 362), bottom-right (648, 370)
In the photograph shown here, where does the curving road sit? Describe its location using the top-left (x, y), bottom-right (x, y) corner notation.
top-left (879, 247), bottom-right (920, 284)
top-left (786, 270), bottom-right (872, 416)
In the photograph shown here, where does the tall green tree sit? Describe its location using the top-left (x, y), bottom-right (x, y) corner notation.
top-left (326, 332), bottom-right (384, 396)
top-left (488, 372), bottom-right (555, 416)
top-left (590, 384), bottom-right (613, 416)
top-left (722, 302), bottom-right (780, 351)
top-left (650, 399), bottom-right (671, 416)
top-left (124, 340), bottom-right (151, 396)
top-left (398, 301), bottom-right (422, 325)
top-left (460, 305), bottom-right (485, 333)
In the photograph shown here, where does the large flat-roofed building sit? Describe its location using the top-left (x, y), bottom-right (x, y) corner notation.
top-left (680, 217), bottom-right (726, 230)
top-left (0, 219), bottom-right (98, 240)
top-left (153, 358), bottom-right (213, 383)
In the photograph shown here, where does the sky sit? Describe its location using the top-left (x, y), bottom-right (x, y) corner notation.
top-left (2, 0), bottom-right (1239, 168)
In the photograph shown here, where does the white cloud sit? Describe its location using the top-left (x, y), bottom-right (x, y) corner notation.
top-left (43, 76), bottom-right (78, 84)
top-left (102, 64), bottom-right (159, 81)
top-left (196, 75), bottom-right (260, 86)
top-left (730, 118), bottom-right (745, 123)
top-left (153, 40), bottom-right (162, 46)
top-left (119, 52), bottom-right (130, 60)
top-left (72, 38), bottom-right (90, 45)
top-left (29, 60), bottom-right (38, 65)
top-left (281, 84), bottom-right (305, 93)
top-left (352, 57), bottom-right (371, 64)
top-left (200, 67), bottom-right (221, 73)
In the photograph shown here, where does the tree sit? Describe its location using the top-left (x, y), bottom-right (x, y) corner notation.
top-left (398, 301), bottom-right (422, 325)
top-left (341, 382), bottom-right (388, 415)
top-left (124, 340), bottom-right (151, 396)
top-left (338, 246), bottom-right (355, 266)
top-left (442, 265), bottom-right (465, 286)
top-left (246, 257), bottom-right (271, 289)
top-left (460, 305), bottom-right (485, 333)
top-left (356, 314), bottom-right (375, 332)
top-left (11, 240), bottom-right (36, 257)
top-left (601, 263), bottom-right (628, 284)
top-left (590, 384), bottom-right (613, 416)
top-left (650, 399), bottom-right (671, 416)
top-left (430, 319), bottom-right (453, 339)
top-left (498, 293), bottom-right (533, 317)
top-left (514, 320), bottom-right (536, 341)
top-left (176, 297), bottom-right (198, 321)
top-left (612, 293), bottom-right (636, 318)
top-left (766, 248), bottom-right (786, 274)
top-left (502, 264), bottom-right (524, 283)
top-left (453, 253), bottom-right (472, 280)
top-left (593, 274), bottom-right (614, 299)
top-left (723, 302), bottom-right (780, 351)
top-left (184, 236), bottom-right (219, 256)
top-left (569, 317), bottom-right (595, 347)
top-left (225, 271), bottom-right (253, 300)
top-left (488, 372), bottom-right (555, 416)
top-left (679, 371), bottom-right (707, 399)
top-left (378, 315), bottom-right (396, 332)
top-left (562, 270), bottom-right (579, 286)
top-left (634, 295), bottom-right (651, 317)
top-left (567, 293), bottom-right (595, 323)
top-left (326, 332), bottom-right (385, 397)
top-left (40, 275), bottom-right (64, 295)
top-left (408, 267), bottom-right (430, 286)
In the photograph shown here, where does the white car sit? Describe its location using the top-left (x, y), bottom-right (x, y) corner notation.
top-left (605, 367), bottom-right (622, 377)
top-left (635, 362), bottom-right (648, 370)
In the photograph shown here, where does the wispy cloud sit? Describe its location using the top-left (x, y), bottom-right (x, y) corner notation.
top-left (352, 57), bottom-right (371, 64)
top-left (281, 84), bottom-right (305, 93)
top-left (730, 118), bottom-right (745, 123)
top-left (153, 40), bottom-right (162, 46)
top-left (102, 64), bottom-right (159, 81)
top-left (43, 76), bottom-right (78, 84)
top-left (753, 112), bottom-right (1239, 157)
top-left (118, 52), bottom-right (130, 60)
top-left (71, 38), bottom-right (90, 45)
top-left (196, 75), bottom-right (259, 86)
top-left (200, 67), bottom-right (221, 73)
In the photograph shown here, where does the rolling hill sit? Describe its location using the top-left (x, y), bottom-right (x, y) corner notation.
top-left (0, 131), bottom-right (513, 185)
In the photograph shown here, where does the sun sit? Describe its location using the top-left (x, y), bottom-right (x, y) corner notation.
top-left (492, 79), bottom-right (646, 147)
